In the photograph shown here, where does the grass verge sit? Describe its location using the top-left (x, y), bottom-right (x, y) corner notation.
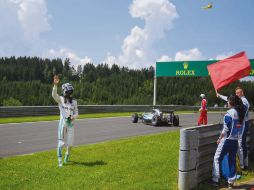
top-left (0, 112), bottom-right (134, 124)
top-left (0, 131), bottom-right (180, 190)
top-left (0, 111), bottom-right (201, 124)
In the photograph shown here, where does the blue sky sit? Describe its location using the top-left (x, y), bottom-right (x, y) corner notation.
top-left (0, 0), bottom-right (254, 69)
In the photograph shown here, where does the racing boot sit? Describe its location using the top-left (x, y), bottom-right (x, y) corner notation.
top-left (64, 153), bottom-right (70, 163)
top-left (58, 157), bottom-right (63, 167)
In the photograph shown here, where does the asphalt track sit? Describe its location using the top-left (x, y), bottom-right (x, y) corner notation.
top-left (0, 112), bottom-right (232, 157)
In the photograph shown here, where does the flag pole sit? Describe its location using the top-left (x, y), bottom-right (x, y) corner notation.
top-left (153, 62), bottom-right (157, 106)
top-left (153, 74), bottom-right (157, 106)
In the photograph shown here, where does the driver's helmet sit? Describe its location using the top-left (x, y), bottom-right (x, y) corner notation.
top-left (200, 94), bottom-right (205, 98)
top-left (62, 83), bottom-right (74, 96)
top-left (153, 109), bottom-right (162, 116)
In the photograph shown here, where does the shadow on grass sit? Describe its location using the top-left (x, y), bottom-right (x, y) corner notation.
top-left (199, 160), bottom-right (254, 190)
top-left (67, 160), bottom-right (107, 167)
top-left (232, 184), bottom-right (254, 189)
top-left (199, 179), bottom-right (228, 190)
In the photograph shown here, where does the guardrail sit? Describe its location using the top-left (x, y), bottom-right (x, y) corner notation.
top-left (178, 119), bottom-right (254, 190)
top-left (0, 105), bottom-right (227, 118)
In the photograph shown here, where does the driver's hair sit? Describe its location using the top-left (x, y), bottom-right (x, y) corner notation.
top-left (228, 94), bottom-right (244, 124)
top-left (235, 86), bottom-right (243, 91)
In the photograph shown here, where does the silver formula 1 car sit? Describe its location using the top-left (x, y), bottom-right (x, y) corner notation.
top-left (131, 108), bottom-right (180, 127)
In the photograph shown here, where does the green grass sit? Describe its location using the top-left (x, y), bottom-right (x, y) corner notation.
top-left (0, 125), bottom-right (252, 190)
top-left (0, 112), bottom-right (134, 124)
top-left (0, 131), bottom-right (180, 190)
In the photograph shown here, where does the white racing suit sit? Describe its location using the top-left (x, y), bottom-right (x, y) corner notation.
top-left (52, 85), bottom-right (78, 164)
top-left (218, 94), bottom-right (250, 168)
top-left (212, 108), bottom-right (243, 184)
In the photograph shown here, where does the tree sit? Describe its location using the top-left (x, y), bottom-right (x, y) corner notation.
top-left (0, 56), bottom-right (254, 106)
top-left (3, 97), bottom-right (22, 106)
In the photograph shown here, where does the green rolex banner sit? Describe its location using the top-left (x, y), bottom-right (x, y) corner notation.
top-left (156, 59), bottom-right (254, 77)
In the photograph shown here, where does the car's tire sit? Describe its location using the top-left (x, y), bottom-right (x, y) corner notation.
top-left (167, 114), bottom-right (173, 124)
top-left (132, 113), bottom-right (138, 123)
top-left (152, 115), bottom-right (160, 126)
top-left (173, 115), bottom-right (179, 126)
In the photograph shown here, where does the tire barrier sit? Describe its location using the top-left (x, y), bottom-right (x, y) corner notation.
top-left (178, 119), bottom-right (254, 190)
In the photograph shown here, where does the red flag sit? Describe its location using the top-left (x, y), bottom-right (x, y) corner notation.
top-left (207, 51), bottom-right (251, 90)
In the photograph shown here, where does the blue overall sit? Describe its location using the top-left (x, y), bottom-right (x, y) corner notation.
top-left (218, 95), bottom-right (250, 168)
top-left (212, 108), bottom-right (243, 184)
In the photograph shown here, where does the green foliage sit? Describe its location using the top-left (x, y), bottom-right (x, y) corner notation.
top-left (0, 81), bottom-right (54, 106)
top-left (1, 56), bottom-right (254, 106)
top-left (3, 97), bottom-right (22, 106)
